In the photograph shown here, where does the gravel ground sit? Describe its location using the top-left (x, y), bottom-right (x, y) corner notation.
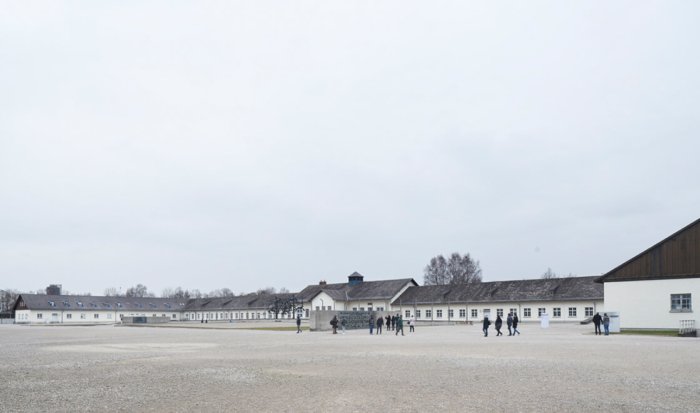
top-left (1, 322), bottom-right (698, 412)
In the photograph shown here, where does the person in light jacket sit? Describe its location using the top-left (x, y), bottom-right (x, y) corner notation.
top-left (495, 315), bottom-right (503, 336)
top-left (340, 317), bottom-right (346, 335)
top-left (376, 315), bottom-right (383, 335)
top-left (369, 316), bottom-right (374, 335)
top-left (482, 316), bottom-right (491, 337)
top-left (296, 315), bottom-right (302, 334)
top-left (409, 316), bottom-right (415, 332)
top-left (603, 313), bottom-right (610, 336)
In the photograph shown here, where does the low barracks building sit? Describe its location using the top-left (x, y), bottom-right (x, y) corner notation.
top-left (14, 272), bottom-right (603, 325)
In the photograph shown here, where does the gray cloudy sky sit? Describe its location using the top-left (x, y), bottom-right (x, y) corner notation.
top-left (1, 2), bottom-right (699, 296)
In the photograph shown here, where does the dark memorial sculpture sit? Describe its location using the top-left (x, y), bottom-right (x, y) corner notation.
top-left (338, 310), bottom-right (373, 330)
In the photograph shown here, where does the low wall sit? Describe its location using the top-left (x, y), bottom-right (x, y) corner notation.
top-left (121, 316), bottom-right (171, 324)
top-left (0, 319), bottom-right (15, 324)
top-left (310, 310), bottom-right (404, 332)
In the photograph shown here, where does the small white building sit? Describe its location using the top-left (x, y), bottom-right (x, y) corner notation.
top-left (596, 218), bottom-right (699, 330)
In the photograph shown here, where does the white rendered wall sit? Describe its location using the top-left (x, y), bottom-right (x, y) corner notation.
top-left (311, 292), bottom-right (336, 312)
top-left (604, 278), bottom-right (699, 330)
top-left (397, 300), bottom-right (603, 323)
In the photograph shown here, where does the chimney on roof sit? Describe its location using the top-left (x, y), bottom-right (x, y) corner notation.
top-left (348, 272), bottom-right (364, 286)
top-left (46, 284), bottom-right (62, 295)
top-left (319, 280), bottom-right (326, 285)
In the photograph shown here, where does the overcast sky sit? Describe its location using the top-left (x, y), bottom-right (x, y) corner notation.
top-left (1, 2), bottom-right (698, 296)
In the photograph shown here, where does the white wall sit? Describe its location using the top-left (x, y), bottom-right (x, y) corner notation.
top-left (397, 301), bottom-right (604, 323)
top-left (15, 309), bottom-right (182, 324)
top-left (605, 278), bottom-right (699, 330)
top-left (310, 292), bottom-right (337, 312)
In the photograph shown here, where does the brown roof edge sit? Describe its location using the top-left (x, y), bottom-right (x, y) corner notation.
top-left (595, 217), bottom-right (700, 283)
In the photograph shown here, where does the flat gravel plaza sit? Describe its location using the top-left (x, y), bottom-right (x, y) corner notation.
top-left (1, 322), bottom-right (698, 412)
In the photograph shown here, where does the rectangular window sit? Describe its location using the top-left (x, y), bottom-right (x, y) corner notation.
top-left (496, 309), bottom-right (503, 317)
top-left (538, 308), bottom-right (546, 317)
top-left (316, 306), bottom-right (320, 311)
top-left (671, 294), bottom-right (692, 311)
top-left (94, 314), bottom-right (99, 319)
top-left (585, 307), bottom-right (594, 317)
top-left (66, 314), bottom-right (72, 319)
top-left (405, 310), bottom-right (411, 318)
top-left (524, 308), bottom-right (531, 317)
top-left (107, 314), bottom-right (112, 319)
top-left (426, 310), bottom-right (432, 318)
top-left (459, 309), bottom-right (466, 318)
top-left (81, 314), bottom-right (86, 319)
top-left (416, 310), bottom-right (421, 318)
top-left (359, 307), bottom-right (364, 311)
top-left (352, 308), bottom-right (357, 311)
top-left (471, 309), bottom-right (477, 318)
top-left (37, 313), bottom-right (43, 319)
top-left (553, 308), bottom-right (561, 317)
top-left (510, 308), bottom-right (518, 317)
top-left (449, 309), bottom-right (454, 318)
top-left (153, 314), bottom-right (157, 317)
top-left (568, 307), bottom-right (577, 317)
top-left (436, 310), bottom-right (442, 318)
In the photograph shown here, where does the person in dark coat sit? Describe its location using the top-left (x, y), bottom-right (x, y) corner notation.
top-left (506, 313), bottom-right (513, 336)
top-left (592, 312), bottom-right (602, 335)
top-left (296, 315), bottom-right (302, 334)
top-left (395, 315), bottom-right (404, 336)
top-left (391, 315), bottom-right (396, 331)
top-left (376, 315), bottom-right (383, 334)
top-left (331, 316), bottom-right (338, 334)
top-left (386, 315), bottom-right (391, 331)
top-left (495, 315), bottom-right (503, 336)
top-left (482, 316), bottom-right (491, 337)
top-left (369, 316), bottom-right (374, 335)
top-left (513, 314), bottom-right (520, 335)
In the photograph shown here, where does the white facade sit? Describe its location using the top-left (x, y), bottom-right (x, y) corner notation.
top-left (13, 309), bottom-right (182, 324)
top-left (604, 278), bottom-right (698, 330)
top-left (395, 300), bottom-right (604, 323)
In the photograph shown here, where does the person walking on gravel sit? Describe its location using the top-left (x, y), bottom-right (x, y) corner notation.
top-left (369, 315), bottom-right (374, 335)
top-left (296, 315), bottom-right (302, 334)
top-left (409, 315), bottom-right (415, 332)
top-left (592, 312), bottom-right (602, 335)
top-left (603, 313), bottom-right (610, 336)
top-left (331, 316), bottom-right (338, 334)
top-left (506, 313), bottom-right (513, 336)
top-left (495, 315), bottom-right (503, 336)
top-left (387, 315), bottom-right (392, 331)
top-left (482, 316), bottom-right (491, 337)
top-left (512, 314), bottom-right (520, 335)
top-left (376, 315), bottom-right (383, 335)
top-left (395, 315), bottom-right (404, 336)
top-left (340, 317), bottom-right (346, 334)
top-left (391, 315), bottom-right (396, 331)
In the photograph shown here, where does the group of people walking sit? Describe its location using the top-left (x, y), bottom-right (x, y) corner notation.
top-left (328, 314), bottom-right (415, 336)
top-left (592, 312), bottom-right (610, 335)
top-left (484, 312), bottom-right (520, 337)
top-left (370, 314), bottom-right (413, 336)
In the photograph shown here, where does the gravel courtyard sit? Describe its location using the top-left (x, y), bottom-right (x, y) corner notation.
top-left (1, 322), bottom-right (698, 412)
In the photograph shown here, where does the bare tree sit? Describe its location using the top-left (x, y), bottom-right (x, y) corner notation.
top-left (423, 255), bottom-right (449, 285)
top-left (103, 287), bottom-right (122, 297)
top-left (0, 289), bottom-right (21, 315)
top-left (541, 268), bottom-right (558, 279)
top-left (446, 252), bottom-right (483, 285)
top-left (256, 287), bottom-right (276, 295)
top-left (188, 289), bottom-right (202, 299)
top-left (125, 284), bottom-right (154, 298)
top-left (279, 287), bottom-right (290, 294)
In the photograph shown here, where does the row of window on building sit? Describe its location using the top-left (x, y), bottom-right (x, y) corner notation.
top-left (393, 307), bottom-right (596, 319)
top-left (28, 313), bottom-right (178, 320)
top-left (186, 309), bottom-right (308, 321)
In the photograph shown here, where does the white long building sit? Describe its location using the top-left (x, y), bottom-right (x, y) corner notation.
top-left (13, 272), bottom-right (604, 325)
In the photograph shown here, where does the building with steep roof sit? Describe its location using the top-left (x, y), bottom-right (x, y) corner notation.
top-left (596, 217), bottom-right (700, 329)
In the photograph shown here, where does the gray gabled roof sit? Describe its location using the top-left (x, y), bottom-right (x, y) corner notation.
top-left (394, 276), bottom-right (603, 305)
top-left (297, 278), bottom-right (418, 303)
top-left (182, 293), bottom-right (300, 312)
top-left (15, 294), bottom-right (189, 312)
